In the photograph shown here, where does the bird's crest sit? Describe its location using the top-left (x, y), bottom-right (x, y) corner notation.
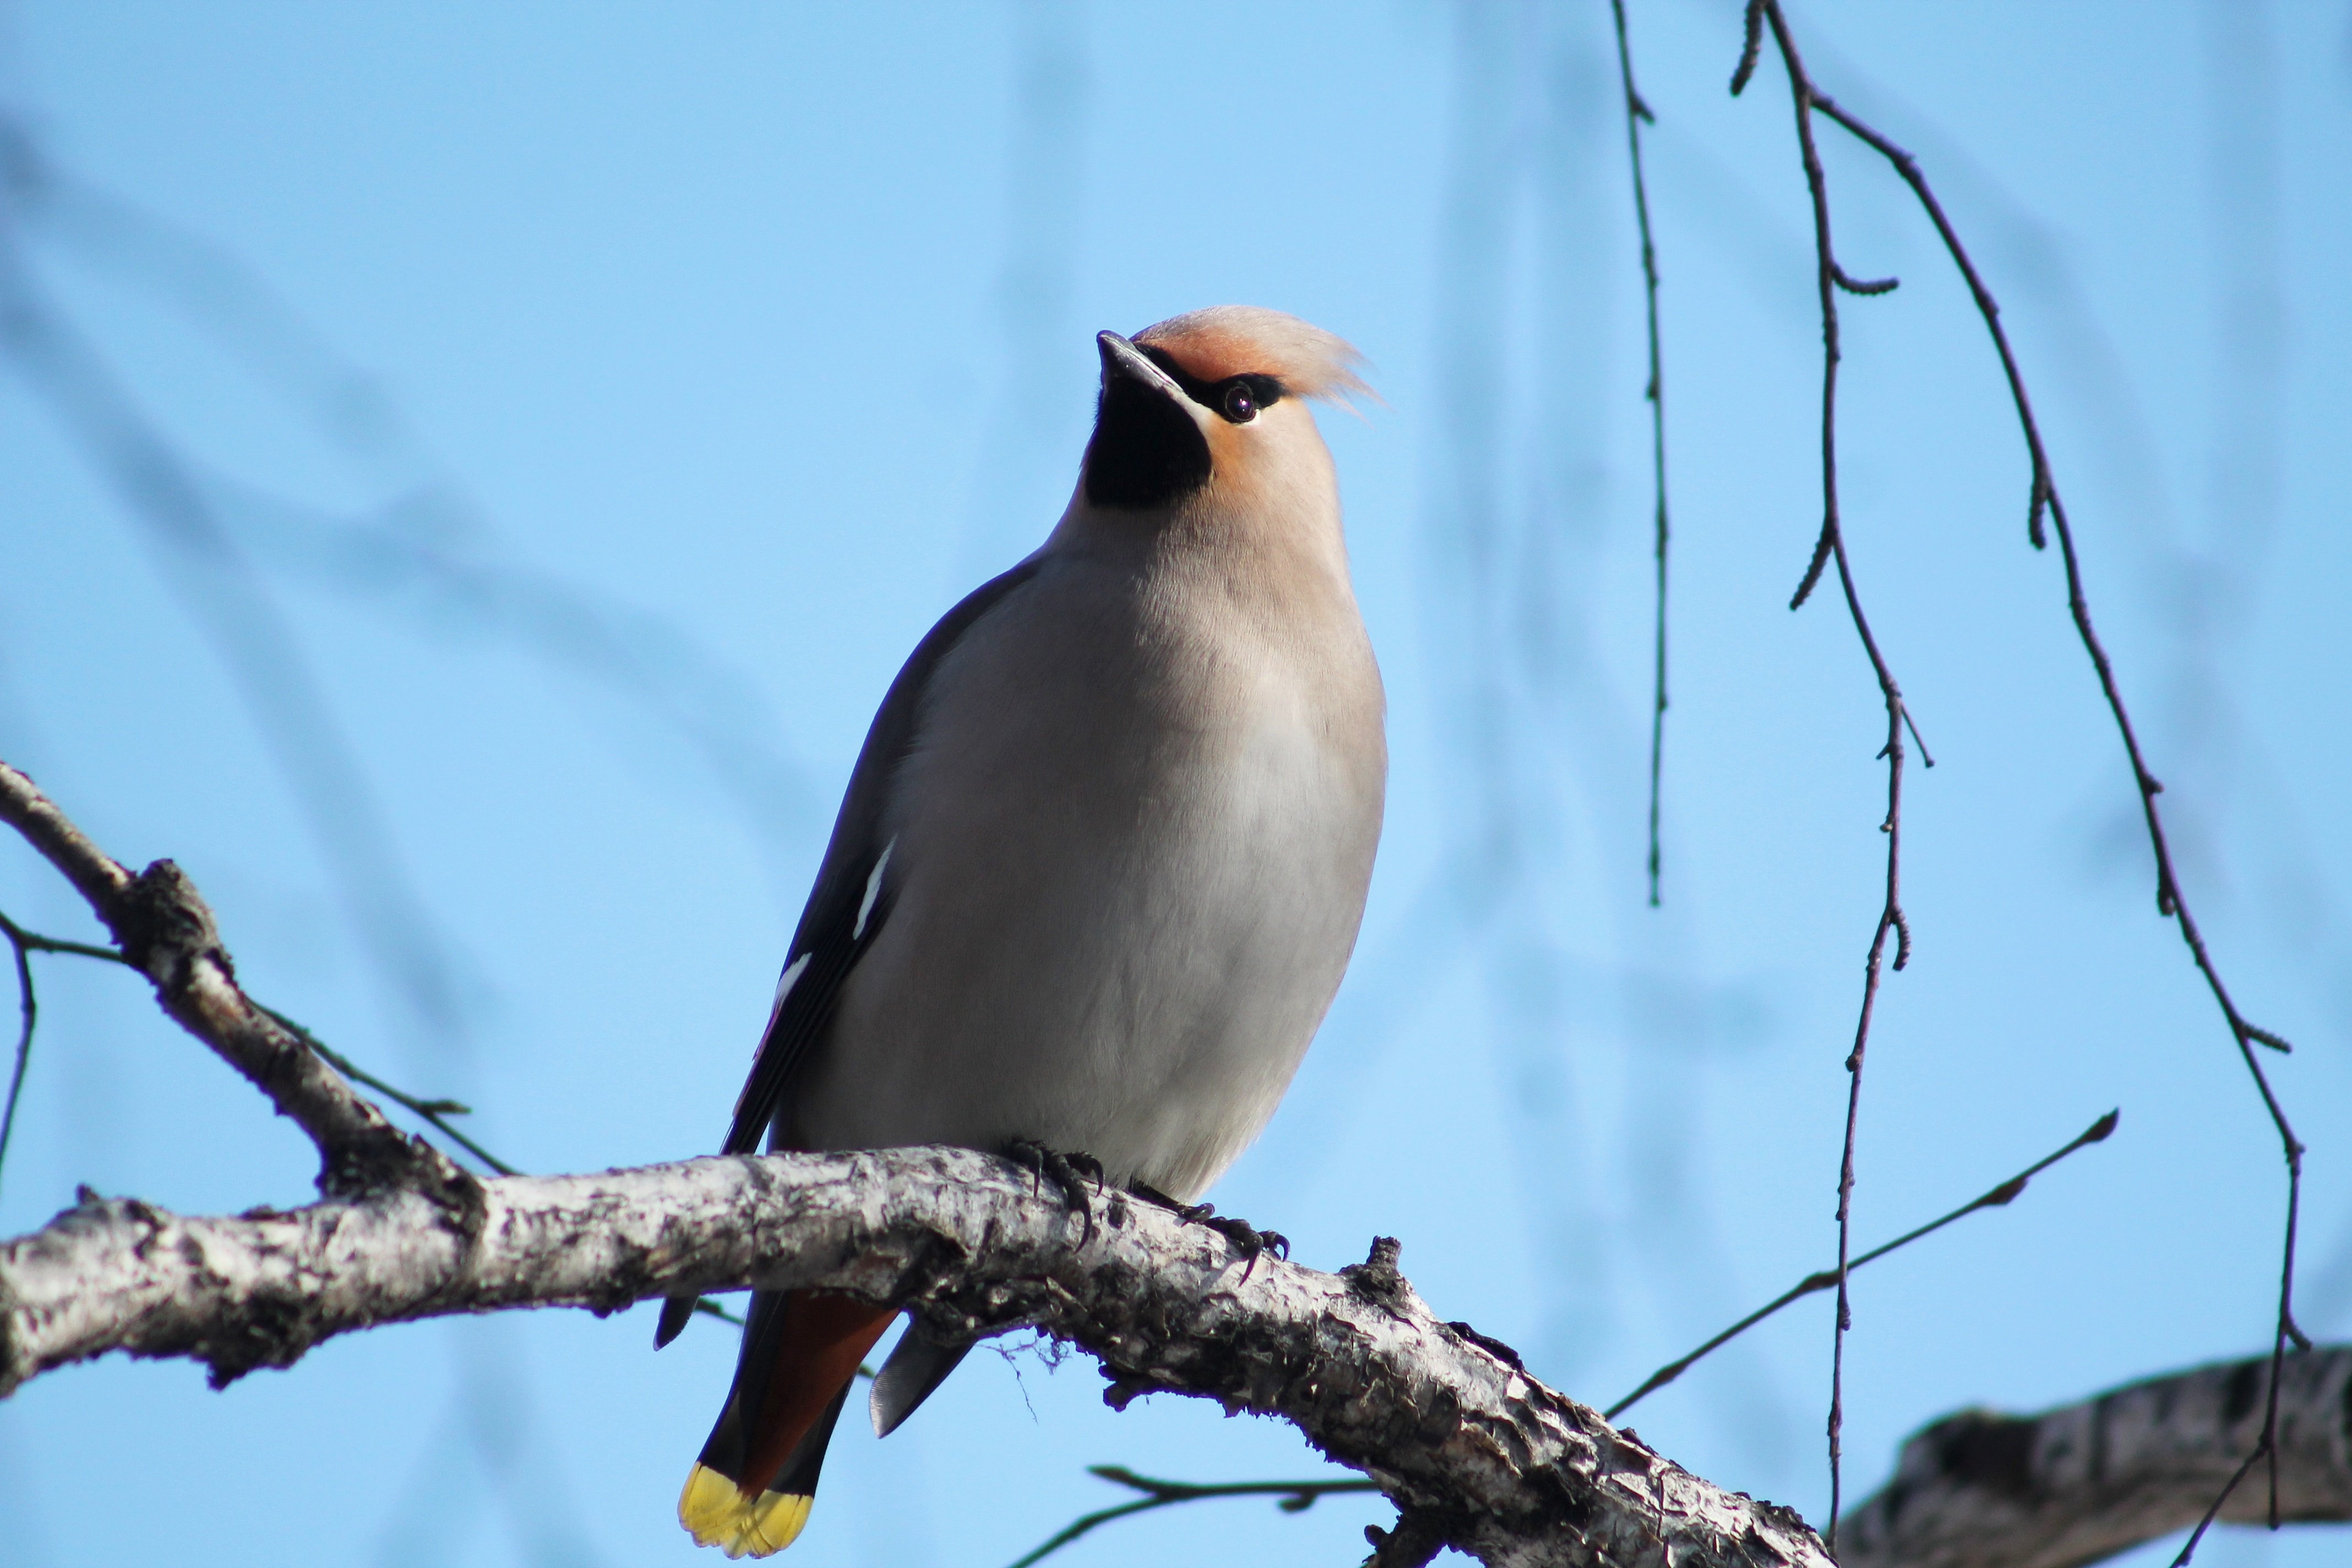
top-left (1135, 306), bottom-right (1373, 409)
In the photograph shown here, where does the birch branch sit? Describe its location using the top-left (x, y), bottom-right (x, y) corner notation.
top-left (2, 1149), bottom-right (1828, 1568)
top-left (0, 754), bottom-right (1827, 1568)
top-left (1839, 1346), bottom-right (2352, 1568)
top-left (0, 759), bottom-right (453, 1195)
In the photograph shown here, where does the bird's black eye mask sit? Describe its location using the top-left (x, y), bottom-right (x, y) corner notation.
top-left (1139, 347), bottom-right (1288, 426)
top-left (1085, 343), bottom-right (1291, 510)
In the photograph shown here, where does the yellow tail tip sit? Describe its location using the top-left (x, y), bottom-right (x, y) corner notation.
top-left (679, 1463), bottom-right (813, 1558)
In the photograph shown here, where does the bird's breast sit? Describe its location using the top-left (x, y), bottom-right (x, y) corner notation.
top-left (787, 553), bottom-right (1384, 1199)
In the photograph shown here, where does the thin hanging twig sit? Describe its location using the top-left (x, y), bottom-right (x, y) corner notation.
top-left (1608, 0), bottom-right (1674, 908)
top-left (1733, 4), bottom-right (2306, 1550)
top-left (0, 909), bottom-right (121, 1195)
top-left (1730, 2), bottom-right (1930, 1543)
top-left (0, 923), bottom-right (39, 1195)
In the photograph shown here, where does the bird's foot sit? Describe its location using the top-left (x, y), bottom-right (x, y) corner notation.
top-left (1129, 1182), bottom-right (1289, 1281)
top-left (1006, 1140), bottom-right (1105, 1244)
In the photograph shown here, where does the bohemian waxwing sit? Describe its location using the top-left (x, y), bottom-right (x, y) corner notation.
top-left (663, 306), bottom-right (1387, 1557)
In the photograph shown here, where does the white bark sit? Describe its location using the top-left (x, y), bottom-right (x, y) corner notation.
top-left (1840, 1347), bottom-right (2352, 1568)
top-left (17, 754), bottom-right (2341, 1568)
top-left (2, 1150), bottom-right (1828, 1568)
top-left (0, 760), bottom-right (457, 1196)
top-left (3, 745), bottom-right (1836, 1568)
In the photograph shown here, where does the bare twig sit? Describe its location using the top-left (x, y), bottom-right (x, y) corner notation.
top-left (1730, 6), bottom-right (2309, 1551)
top-left (1003, 1465), bottom-right (1379, 1568)
top-left (1732, 6), bottom-right (1929, 1542)
top-left (2168, 1445), bottom-right (2268, 1568)
top-left (0, 922), bottom-right (35, 1195)
top-left (0, 1159), bottom-right (1833, 1567)
top-left (0, 758), bottom-right (454, 1195)
top-left (0, 907), bottom-right (127, 1195)
top-left (1607, 1109), bottom-right (2118, 1422)
top-left (255, 1005), bottom-right (516, 1178)
top-left (0, 899), bottom-right (750, 1328)
top-left (0, 912), bottom-right (121, 967)
top-left (252, 1004), bottom-right (753, 1328)
top-left (0, 753), bottom-right (1828, 1566)
top-left (1608, 0), bottom-right (1673, 908)
top-left (0, 901), bottom-right (510, 1179)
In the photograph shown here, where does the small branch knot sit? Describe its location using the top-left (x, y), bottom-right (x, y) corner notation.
top-left (114, 859), bottom-right (229, 990)
top-left (1343, 1236), bottom-right (1407, 1311)
top-left (1729, 0), bottom-right (1767, 95)
top-left (1790, 524), bottom-right (1836, 611)
top-left (1362, 1507), bottom-right (1448, 1568)
top-left (2239, 1021), bottom-right (2294, 1055)
top-left (1102, 1372), bottom-right (1157, 1412)
top-left (1832, 263), bottom-right (1899, 296)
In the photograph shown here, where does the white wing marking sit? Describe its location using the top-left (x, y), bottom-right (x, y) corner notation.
top-left (762, 952), bottom-right (813, 1047)
top-left (854, 837), bottom-right (897, 940)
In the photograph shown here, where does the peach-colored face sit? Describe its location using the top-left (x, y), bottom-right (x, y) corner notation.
top-left (1129, 304), bottom-right (1369, 408)
top-left (1139, 347), bottom-right (1327, 521)
top-left (1077, 308), bottom-right (1358, 520)
top-left (1116, 330), bottom-right (1301, 509)
top-left (1133, 324), bottom-right (1272, 388)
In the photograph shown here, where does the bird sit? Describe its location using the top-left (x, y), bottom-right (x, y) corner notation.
top-left (665, 305), bottom-right (1387, 1558)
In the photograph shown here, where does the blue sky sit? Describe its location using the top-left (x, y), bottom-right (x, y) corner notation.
top-left (3, 4), bottom-right (2350, 1566)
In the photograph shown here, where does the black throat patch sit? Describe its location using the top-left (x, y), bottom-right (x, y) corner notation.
top-left (1082, 371), bottom-right (1212, 510)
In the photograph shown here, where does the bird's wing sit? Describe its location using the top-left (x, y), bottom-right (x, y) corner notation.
top-left (717, 556), bottom-right (1046, 1157)
top-left (656, 558), bottom-right (1045, 1353)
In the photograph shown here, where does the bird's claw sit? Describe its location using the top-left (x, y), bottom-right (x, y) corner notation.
top-left (1129, 1182), bottom-right (1288, 1281)
top-left (1006, 1140), bottom-right (1104, 1244)
top-left (1195, 1210), bottom-right (1290, 1281)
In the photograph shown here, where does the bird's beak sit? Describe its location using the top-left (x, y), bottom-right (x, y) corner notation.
top-left (1097, 331), bottom-right (1188, 404)
top-left (1082, 328), bottom-right (1213, 509)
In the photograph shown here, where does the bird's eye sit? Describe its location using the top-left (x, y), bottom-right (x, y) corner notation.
top-left (1221, 381), bottom-right (1257, 423)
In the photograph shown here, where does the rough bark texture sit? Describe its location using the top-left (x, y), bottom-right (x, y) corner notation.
top-left (13, 756), bottom-right (2345, 1568)
top-left (0, 1148), bottom-right (1827, 1568)
top-left (0, 760), bottom-right (450, 1195)
top-left (1839, 1347), bottom-right (2352, 1568)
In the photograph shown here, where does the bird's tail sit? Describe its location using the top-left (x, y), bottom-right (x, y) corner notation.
top-left (678, 1289), bottom-right (895, 1558)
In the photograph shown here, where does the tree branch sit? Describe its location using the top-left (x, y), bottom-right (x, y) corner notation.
top-left (0, 759), bottom-right (454, 1196)
top-left (1839, 1347), bottom-right (2352, 1568)
top-left (0, 754), bottom-right (1828, 1567)
top-left (2, 1151), bottom-right (1828, 1568)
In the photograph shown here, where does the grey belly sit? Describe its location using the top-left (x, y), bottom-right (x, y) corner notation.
top-left (784, 734), bottom-right (1369, 1200)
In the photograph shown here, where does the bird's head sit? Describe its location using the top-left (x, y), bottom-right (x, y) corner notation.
top-left (1077, 306), bottom-right (1369, 529)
